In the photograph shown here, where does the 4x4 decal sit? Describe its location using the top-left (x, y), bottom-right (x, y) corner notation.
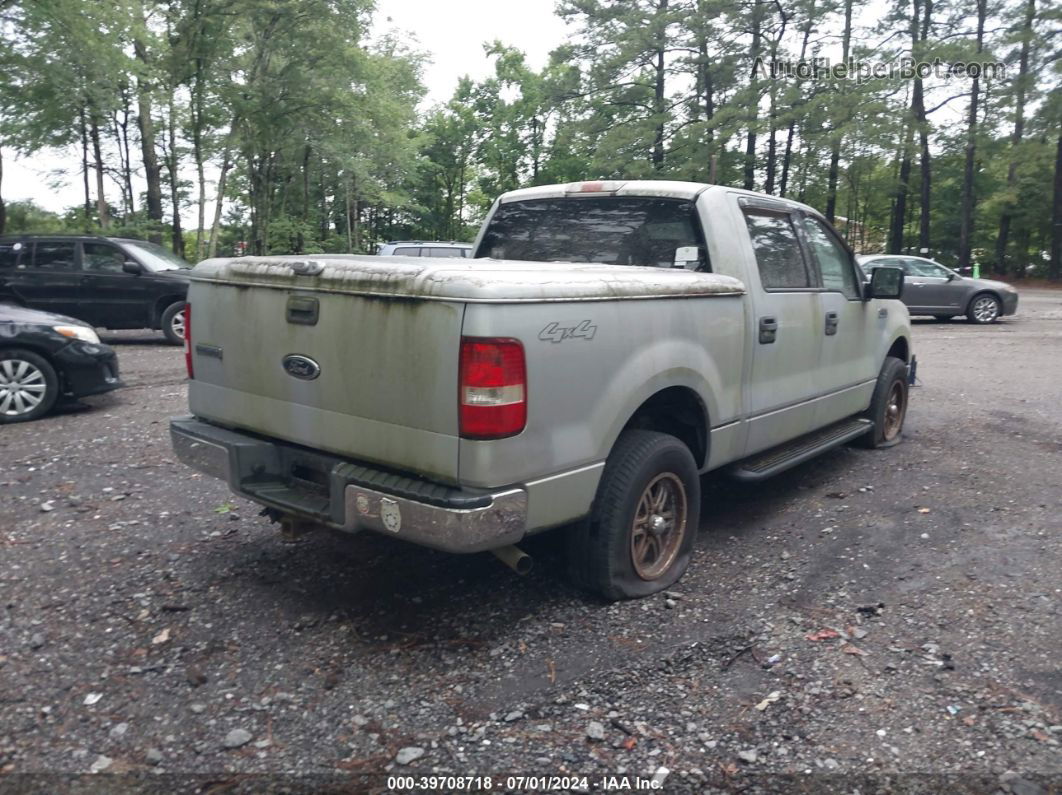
top-left (539, 320), bottom-right (597, 343)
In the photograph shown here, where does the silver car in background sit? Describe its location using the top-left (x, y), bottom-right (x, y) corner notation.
top-left (376, 241), bottom-right (472, 258)
top-left (857, 254), bottom-right (1018, 324)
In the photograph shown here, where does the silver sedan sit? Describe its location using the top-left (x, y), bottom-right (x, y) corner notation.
top-left (857, 255), bottom-right (1019, 324)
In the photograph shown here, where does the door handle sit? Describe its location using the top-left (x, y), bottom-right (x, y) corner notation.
top-left (758, 316), bottom-right (778, 344)
top-left (824, 311), bottom-right (839, 336)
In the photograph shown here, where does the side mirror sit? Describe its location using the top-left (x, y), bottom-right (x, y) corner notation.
top-left (865, 266), bottom-right (904, 300)
top-left (122, 260), bottom-right (143, 275)
top-left (946, 272), bottom-right (956, 281)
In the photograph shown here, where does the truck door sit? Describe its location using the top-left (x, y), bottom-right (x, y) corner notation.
top-left (902, 258), bottom-right (962, 312)
top-left (798, 214), bottom-right (878, 426)
top-left (78, 241), bottom-right (155, 328)
top-left (11, 240), bottom-right (84, 319)
top-left (741, 205), bottom-right (821, 455)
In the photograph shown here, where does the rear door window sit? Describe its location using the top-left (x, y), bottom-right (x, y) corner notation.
top-left (32, 241), bottom-right (78, 270)
top-left (428, 247), bottom-right (465, 258)
top-left (0, 242), bottom-right (22, 269)
top-left (802, 216), bottom-right (860, 299)
top-left (83, 242), bottom-right (127, 273)
top-left (744, 211), bottom-right (813, 289)
top-left (393, 247), bottom-right (421, 256)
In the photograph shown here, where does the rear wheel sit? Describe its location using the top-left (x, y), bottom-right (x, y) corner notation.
top-left (567, 430), bottom-right (700, 600)
top-left (858, 356), bottom-right (908, 449)
top-left (161, 301), bottom-right (187, 345)
top-left (967, 293), bottom-right (1001, 324)
top-left (0, 349), bottom-right (59, 423)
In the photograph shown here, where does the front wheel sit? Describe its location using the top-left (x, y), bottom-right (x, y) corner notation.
top-left (967, 293), bottom-right (1001, 324)
top-left (0, 349), bottom-right (60, 423)
top-left (161, 301), bottom-right (187, 345)
top-left (567, 430), bottom-right (700, 601)
top-left (858, 356), bottom-right (909, 449)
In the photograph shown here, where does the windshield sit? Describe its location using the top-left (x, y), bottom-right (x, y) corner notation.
top-left (123, 240), bottom-right (191, 271)
top-left (475, 197), bottom-right (707, 269)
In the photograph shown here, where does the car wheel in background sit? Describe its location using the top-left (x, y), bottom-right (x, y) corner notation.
top-left (567, 430), bottom-right (700, 601)
top-left (161, 302), bottom-right (187, 345)
top-left (858, 356), bottom-right (909, 449)
top-left (967, 293), bottom-right (1001, 324)
top-left (0, 349), bottom-right (60, 423)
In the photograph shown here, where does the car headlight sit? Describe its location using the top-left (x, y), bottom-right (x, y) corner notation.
top-left (53, 325), bottom-right (101, 344)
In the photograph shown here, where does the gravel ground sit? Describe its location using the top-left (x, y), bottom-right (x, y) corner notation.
top-left (1, 291), bottom-right (1060, 793)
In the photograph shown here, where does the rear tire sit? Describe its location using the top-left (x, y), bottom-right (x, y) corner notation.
top-left (161, 301), bottom-right (187, 345)
top-left (858, 356), bottom-right (909, 449)
top-left (567, 430), bottom-right (700, 601)
top-left (0, 348), bottom-right (60, 423)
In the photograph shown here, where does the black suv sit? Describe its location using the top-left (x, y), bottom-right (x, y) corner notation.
top-left (0, 235), bottom-right (191, 344)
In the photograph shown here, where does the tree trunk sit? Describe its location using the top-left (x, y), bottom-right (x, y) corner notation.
top-left (994, 0), bottom-right (1035, 274)
top-left (1050, 129), bottom-right (1062, 281)
top-left (133, 33), bottom-right (164, 243)
top-left (89, 116), bottom-right (109, 229)
top-left (0, 146), bottom-right (5, 236)
top-left (651, 0), bottom-right (668, 171)
top-left (913, 0), bottom-right (932, 253)
top-left (764, 86), bottom-right (778, 194)
top-left (825, 0), bottom-right (852, 222)
top-left (779, 0), bottom-right (815, 198)
top-left (193, 58), bottom-right (207, 260)
top-left (207, 148), bottom-right (232, 259)
top-left (958, 0), bottom-right (987, 270)
top-left (165, 96), bottom-right (184, 257)
top-left (80, 108), bottom-right (91, 225)
top-left (743, 0), bottom-right (763, 191)
top-left (888, 118), bottom-right (914, 253)
top-left (344, 174), bottom-right (352, 253)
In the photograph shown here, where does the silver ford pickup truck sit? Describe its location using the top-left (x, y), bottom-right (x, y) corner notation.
top-left (171, 180), bottom-right (912, 600)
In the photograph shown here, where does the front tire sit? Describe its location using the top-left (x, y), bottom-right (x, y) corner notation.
top-left (161, 301), bottom-right (187, 345)
top-left (567, 430), bottom-right (700, 601)
top-left (0, 349), bottom-right (60, 423)
top-left (966, 293), bottom-right (1001, 324)
top-left (858, 356), bottom-right (909, 449)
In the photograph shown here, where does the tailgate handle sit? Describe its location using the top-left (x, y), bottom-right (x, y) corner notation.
top-left (286, 296), bottom-right (319, 326)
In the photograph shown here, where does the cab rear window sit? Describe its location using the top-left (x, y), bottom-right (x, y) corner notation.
top-left (475, 197), bottom-right (708, 270)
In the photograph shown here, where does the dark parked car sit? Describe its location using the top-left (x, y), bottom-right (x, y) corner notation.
top-left (0, 235), bottom-right (191, 344)
top-left (856, 254), bottom-right (1018, 323)
top-left (376, 240), bottom-right (472, 257)
top-left (0, 304), bottom-right (123, 423)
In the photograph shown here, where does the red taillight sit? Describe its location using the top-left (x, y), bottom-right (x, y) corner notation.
top-left (183, 303), bottom-right (193, 379)
top-left (459, 337), bottom-right (526, 439)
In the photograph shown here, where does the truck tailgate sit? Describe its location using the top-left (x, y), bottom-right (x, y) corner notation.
top-left (186, 273), bottom-right (464, 484)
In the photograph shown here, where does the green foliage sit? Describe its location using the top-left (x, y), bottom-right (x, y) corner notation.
top-left (0, 0), bottom-right (1059, 272)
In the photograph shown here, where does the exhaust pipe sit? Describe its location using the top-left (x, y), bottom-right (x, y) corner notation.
top-left (491, 544), bottom-right (533, 575)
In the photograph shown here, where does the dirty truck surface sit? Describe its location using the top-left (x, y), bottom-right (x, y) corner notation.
top-left (1, 291), bottom-right (1060, 791)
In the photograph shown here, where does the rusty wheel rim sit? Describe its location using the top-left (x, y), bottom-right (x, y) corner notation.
top-left (882, 380), bottom-right (907, 441)
top-left (630, 472), bottom-right (687, 581)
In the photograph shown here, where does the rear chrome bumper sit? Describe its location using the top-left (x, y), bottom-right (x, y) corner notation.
top-left (170, 416), bottom-right (526, 553)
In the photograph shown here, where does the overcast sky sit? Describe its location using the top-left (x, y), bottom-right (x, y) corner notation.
top-left (2, 0), bottom-right (568, 217)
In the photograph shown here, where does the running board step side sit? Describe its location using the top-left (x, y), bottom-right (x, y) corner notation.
top-left (730, 418), bottom-right (873, 482)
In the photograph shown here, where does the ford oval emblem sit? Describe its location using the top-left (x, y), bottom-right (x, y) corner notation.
top-left (282, 354), bottom-right (321, 380)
